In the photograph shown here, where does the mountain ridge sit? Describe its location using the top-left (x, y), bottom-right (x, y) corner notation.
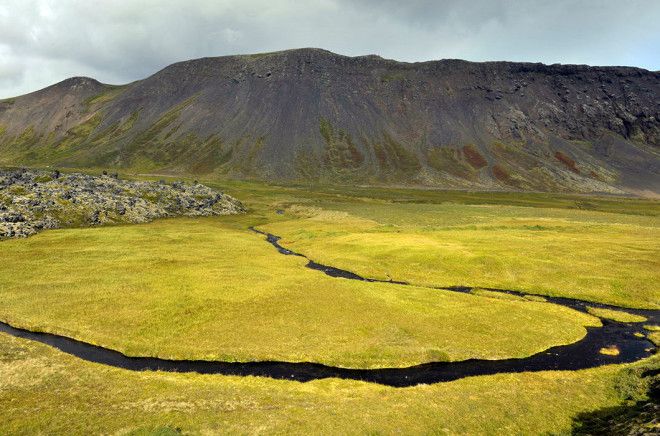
top-left (1, 48), bottom-right (658, 194)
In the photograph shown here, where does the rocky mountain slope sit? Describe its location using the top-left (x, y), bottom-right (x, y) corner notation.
top-left (0, 169), bottom-right (244, 238)
top-left (0, 48), bottom-right (658, 194)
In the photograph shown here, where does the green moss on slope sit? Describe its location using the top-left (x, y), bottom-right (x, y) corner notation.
top-left (319, 118), bottom-right (364, 172)
top-left (427, 146), bottom-right (475, 179)
top-left (83, 86), bottom-right (127, 110)
top-left (91, 111), bottom-right (140, 144)
top-left (372, 133), bottom-right (420, 176)
top-left (57, 114), bottom-right (104, 149)
top-left (122, 97), bottom-right (198, 166)
top-left (15, 126), bottom-right (40, 148)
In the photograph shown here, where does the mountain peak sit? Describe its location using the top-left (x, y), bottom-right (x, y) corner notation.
top-left (0, 49), bottom-right (658, 195)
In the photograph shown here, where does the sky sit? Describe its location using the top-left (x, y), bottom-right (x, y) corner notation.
top-left (1, 0), bottom-right (659, 98)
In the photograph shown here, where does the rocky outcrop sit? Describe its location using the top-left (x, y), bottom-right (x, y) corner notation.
top-left (0, 169), bottom-right (245, 239)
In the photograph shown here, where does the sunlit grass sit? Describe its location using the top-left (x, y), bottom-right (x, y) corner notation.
top-left (262, 202), bottom-right (660, 308)
top-left (586, 307), bottom-right (647, 323)
top-left (0, 176), bottom-right (658, 433)
top-left (0, 217), bottom-right (601, 368)
top-left (1, 332), bottom-right (647, 435)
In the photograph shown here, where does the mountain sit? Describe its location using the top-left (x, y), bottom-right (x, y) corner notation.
top-left (0, 48), bottom-right (658, 194)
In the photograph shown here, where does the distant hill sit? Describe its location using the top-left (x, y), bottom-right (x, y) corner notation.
top-left (0, 48), bottom-right (658, 194)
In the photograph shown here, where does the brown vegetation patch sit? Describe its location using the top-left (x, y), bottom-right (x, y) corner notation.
top-left (493, 164), bottom-right (513, 184)
top-left (589, 170), bottom-right (605, 181)
top-left (427, 147), bottom-right (474, 178)
top-left (463, 144), bottom-right (488, 169)
top-left (554, 151), bottom-right (580, 174)
top-left (371, 133), bottom-right (420, 174)
top-left (319, 118), bottom-right (364, 170)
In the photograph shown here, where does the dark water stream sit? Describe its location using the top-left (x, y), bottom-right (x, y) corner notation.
top-left (0, 228), bottom-right (656, 387)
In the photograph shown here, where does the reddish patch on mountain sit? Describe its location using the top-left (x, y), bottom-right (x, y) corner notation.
top-left (463, 144), bottom-right (488, 169)
top-left (493, 164), bottom-right (512, 184)
top-left (554, 151), bottom-right (580, 174)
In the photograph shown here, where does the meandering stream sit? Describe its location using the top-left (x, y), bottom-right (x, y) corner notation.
top-left (0, 227), bottom-right (656, 387)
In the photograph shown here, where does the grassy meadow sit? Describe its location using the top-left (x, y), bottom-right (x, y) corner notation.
top-left (1, 174), bottom-right (659, 434)
top-left (0, 217), bottom-right (600, 368)
top-left (2, 332), bottom-right (657, 435)
top-left (261, 200), bottom-right (659, 308)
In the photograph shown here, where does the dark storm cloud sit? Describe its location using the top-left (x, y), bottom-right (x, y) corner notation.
top-left (1, 0), bottom-right (658, 98)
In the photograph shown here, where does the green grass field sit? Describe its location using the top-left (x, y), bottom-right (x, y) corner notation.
top-left (2, 332), bottom-right (657, 435)
top-left (1, 176), bottom-right (659, 434)
top-left (0, 218), bottom-right (600, 368)
top-left (261, 201), bottom-right (659, 308)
